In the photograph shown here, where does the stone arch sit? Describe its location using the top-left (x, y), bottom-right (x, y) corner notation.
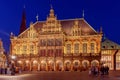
top-left (56, 60), bottom-right (63, 71)
top-left (24, 60), bottom-right (30, 71)
top-left (17, 60), bottom-right (24, 71)
top-left (82, 60), bottom-right (90, 70)
top-left (73, 60), bottom-right (80, 71)
top-left (32, 60), bottom-right (38, 71)
top-left (91, 60), bottom-right (99, 66)
top-left (48, 60), bottom-right (54, 71)
top-left (64, 60), bottom-right (71, 71)
top-left (40, 60), bottom-right (47, 71)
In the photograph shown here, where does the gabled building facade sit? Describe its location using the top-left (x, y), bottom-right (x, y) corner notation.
top-left (10, 7), bottom-right (102, 71)
top-left (101, 38), bottom-right (120, 70)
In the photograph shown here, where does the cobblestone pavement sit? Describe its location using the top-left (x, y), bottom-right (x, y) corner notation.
top-left (0, 70), bottom-right (120, 80)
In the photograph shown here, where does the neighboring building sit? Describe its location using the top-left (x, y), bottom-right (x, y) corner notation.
top-left (0, 39), bottom-right (6, 68)
top-left (101, 38), bottom-right (120, 70)
top-left (10, 7), bottom-right (102, 71)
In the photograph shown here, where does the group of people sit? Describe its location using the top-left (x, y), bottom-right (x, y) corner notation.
top-left (0, 64), bottom-right (16, 75)
top-left (89, 65), bottom-right (109, 76)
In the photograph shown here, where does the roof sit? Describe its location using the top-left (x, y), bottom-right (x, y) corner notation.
top-left (101, 38), bottom-right (120, 49)
top-left (33, 18), bottom-right (97, 36)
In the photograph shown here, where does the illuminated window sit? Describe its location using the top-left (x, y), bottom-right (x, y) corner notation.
top-left (74, 43), bottom-right (79, 53)
top-left (83, 43), bottom-right (87, 53)
top-left (23, 45), bottom-right (27, 54)
top-left (91, 43), bottom-right (94, 53)
top-left (55, 39), bottom-right (62, 46)
top-left (30, 45), bottom-right (34, 54)
top-left (47, 39), bottom-right (54, 46)
top-left (66, 44), bottom-right (71, 54)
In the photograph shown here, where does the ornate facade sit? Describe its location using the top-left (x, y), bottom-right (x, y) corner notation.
top-left (0, 39), bottom-right (6, 68)
top-left (10, 7), bottom-right (102, 71)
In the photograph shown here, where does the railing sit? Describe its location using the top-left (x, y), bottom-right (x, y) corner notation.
top-left (15, 52), bottom-right (101, 58)
top-left (64, 53), bottom-right (101, 57)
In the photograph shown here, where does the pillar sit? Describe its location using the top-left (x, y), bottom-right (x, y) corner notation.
top-left (46, 63), bottom-right (48, 71)
top-left (71, 61), bottom-right (73, 71)
top-left (30, 61), bottom-right (32, 71)
top-left (38, 63), bottom-right (40, 71)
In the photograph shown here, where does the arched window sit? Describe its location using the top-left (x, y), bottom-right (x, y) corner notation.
top-left (66, 44), bottom-right (71, 54)
top-left (74, 43), bottom-right (79, 53)
top-left (83, 43), bottom-right (87, 53)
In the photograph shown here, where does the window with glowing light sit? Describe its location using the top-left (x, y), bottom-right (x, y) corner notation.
top-left (91, 43), bottom-right (94, 53)
top-left (30, 45), bottom-right (34, 54)
top-left (83, 43), bottom-right (87, 53)
top-left (74, 43), bottom-right (79, 53)
top-left (66, 44), bottom-right (71, 54)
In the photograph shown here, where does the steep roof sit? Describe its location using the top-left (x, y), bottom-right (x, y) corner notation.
top-left (101, 38), bottom-right (120, 49)
top-left (33, 18), bottom-right (97, 35)
top-left (19, 8), bottom-right (27, 34)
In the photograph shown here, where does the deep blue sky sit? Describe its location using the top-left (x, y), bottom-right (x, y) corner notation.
top-left (0, 0), bottom-right (120, 52)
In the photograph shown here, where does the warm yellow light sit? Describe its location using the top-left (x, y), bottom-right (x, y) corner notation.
top-left (26, 60), bottom-right (29, 63)
top-left (33, 60), bottom-right (37, 64)
top-left (18, 61), bottom-right (22, 64)
top-left (11, 55), bottom-right (16, 59)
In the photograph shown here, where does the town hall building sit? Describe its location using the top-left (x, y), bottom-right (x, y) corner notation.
top-left (10, 6), bottom-right (120, 71)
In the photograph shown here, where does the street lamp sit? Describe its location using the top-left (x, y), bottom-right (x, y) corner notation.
top-left (11, 55), bottom-right (16, 60)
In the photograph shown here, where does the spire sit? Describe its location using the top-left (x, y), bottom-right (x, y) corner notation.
top-left (19, 6), bottom-right (27, 34)
top-left (82, 9), bottom-right (84, 18)
top-left (36, 14), bottom-right (39, 21)
top-left (49, 4), bottom-right (55, 18)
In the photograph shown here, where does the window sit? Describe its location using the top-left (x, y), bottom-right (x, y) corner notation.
top-left (91, 43), bottom-right (94, 53)
top-left (47, 39), bottom-right (53, 46)
top-left (23, 45), bottom-right (27, 54)
top-left (83, 43), bottom-right (87, 53)
top-left (74, 43), bottom-right (79, 53)
top-left (55, 39), bottom-right (62, 46)
top-left (66, 44), bottom-right (71, 54)
top-left (17, 46), bottom-right (20, 54)
top-left (30, 45), bottom-right (34, 54)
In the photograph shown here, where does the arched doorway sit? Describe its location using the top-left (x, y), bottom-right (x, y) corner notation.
top-left (82, 60), bottom-right (89, 71)
top-left (17, 60), bottom-right (24, 72)
top-left (48, 60), bottom-right (54, 71)
top-left (56, 60), bottom-right (63, 71)
top-left (40, 60), bottom-right (46, 71)
top-left (73, 60), bottom-right (80, 71)
top-left (24, 60), bottom-right (30, 71)
top-left (64, 60), bottom-right (71, 71)
top-left (32, 60), bottom-right (38, 71)
top-left (91, 60), bottom-right (99, 67)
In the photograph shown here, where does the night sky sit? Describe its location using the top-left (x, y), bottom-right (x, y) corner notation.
top-left (0, 0), bottom-right (120, 52)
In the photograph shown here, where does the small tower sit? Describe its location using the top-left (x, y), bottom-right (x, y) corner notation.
top-left (19, 6), bottom-right (27, 34)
